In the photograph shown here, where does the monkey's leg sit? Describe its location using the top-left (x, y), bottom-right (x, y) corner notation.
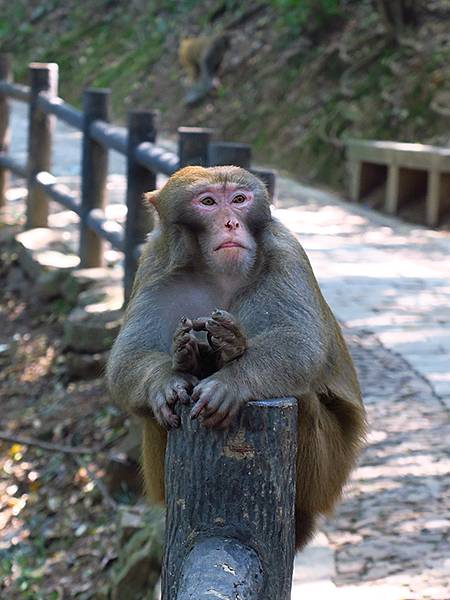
top-left (142, 417), bottom-right (167, 504)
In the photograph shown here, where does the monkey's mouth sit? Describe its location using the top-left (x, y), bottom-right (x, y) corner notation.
top-left (215, 241), bottom-right (246, 251)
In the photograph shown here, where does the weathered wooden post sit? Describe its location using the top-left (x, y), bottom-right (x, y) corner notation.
top-left (208, 141), bottom-right (252, 168)
top-left (162, 398), bottom-right (298, 599)
top-left (0, 53), bottom-right (12, 207)
top-left (124, 110), bottom-right (157, 302)
top-left (80, 88), bottom-right (109, 267)
top-left (178, 127), bottom-right (213, 167)
top-left (252, 168), bottom-right (277, 203)
top-left (26, 62), bottom-right (58, 228)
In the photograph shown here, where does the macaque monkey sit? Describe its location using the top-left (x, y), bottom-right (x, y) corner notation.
top-left (178, 34), bottom-right (230, 105)
top-left (106, 166), bottom-right (366, 549)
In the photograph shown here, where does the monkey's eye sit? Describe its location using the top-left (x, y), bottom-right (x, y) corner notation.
top-left (232, 194), bottom-right (247, 204)
top-left (200, 197), bottom-right (216, 206)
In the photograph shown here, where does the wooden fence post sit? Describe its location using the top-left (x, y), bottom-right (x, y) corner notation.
top-left (26, 62), bottom-right (58, 229)
top-left (252, 168), bottom-right (277, 203)
top-left (0, 53), bottom-right (12, 208)
top-left (124, 110), bottom-right (157, 302)
top-left (80, 88), bottom-right (109, 267)
top-left (178, 127), bottom-right (213, 167)
top-left (208, 141), bottom-right (252, 168)
top-left (162, 398), bottom-right (298, 599)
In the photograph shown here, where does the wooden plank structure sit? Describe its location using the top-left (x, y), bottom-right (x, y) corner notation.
top-left (163, 399), bottom-right (298, 600)
top-left (0, 54), bottom-right (277, 301)
top-left (347, 139), bottom-right (450, 227)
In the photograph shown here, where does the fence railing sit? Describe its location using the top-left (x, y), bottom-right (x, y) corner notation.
top-left (0, 54), bottom-right (276, 301)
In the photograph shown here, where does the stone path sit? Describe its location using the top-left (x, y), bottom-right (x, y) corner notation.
top-left (5, 101), bottom-right (450, 599)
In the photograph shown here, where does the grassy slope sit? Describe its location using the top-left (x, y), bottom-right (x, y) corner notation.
top-left (1, 0), bottom-right (450, 189)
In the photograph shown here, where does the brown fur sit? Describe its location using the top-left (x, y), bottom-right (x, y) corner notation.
top-left (107, 166), bottom-right (366, 549)
top-left (179, 35), bottom-right (230, 83)
top-left (178, 35), bottom-right (230, 104)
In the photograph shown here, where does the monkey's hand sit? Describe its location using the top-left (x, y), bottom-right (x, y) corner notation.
top-left (190, 377), bottom-right (245, 429)
top-left (193, 309), bottom-right (247, 366)
top-left (172, 317), bottom-right (202, 375)
top-left (149, 372), bottom-right (198, 430)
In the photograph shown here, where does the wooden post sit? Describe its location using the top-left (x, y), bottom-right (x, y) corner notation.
top-left (251, 167), bottom-right (277, 203)
top-left (162, 398), bottom-right (298, 599)
top-left (0, 53), bottom-right (12, 207)
top-left (178, 127), bottom-right (213, 167)
top-left (124, 110), bottom-right (157, 302)
top-left (426, 169), bottom-right (441, 227)
top-left (208, 141), bottom-right (252, 168)
top-left (80, 88), bottom-right (109, 267)
top-left (385, 164), bottom-right (399, 214)
top-left (26, 62), bottom-right (58, 229)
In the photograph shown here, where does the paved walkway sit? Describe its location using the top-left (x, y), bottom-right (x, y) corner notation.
top-left (5, 101), bottom-right (450, 599)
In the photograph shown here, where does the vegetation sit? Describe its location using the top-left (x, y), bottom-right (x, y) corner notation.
top-left (1, 0), bottom-right (450, 188)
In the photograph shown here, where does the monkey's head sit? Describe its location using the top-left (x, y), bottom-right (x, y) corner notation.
top-left (145, 166), bottom-right (271, 276)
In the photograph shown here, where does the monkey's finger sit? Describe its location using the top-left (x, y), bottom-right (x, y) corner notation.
top-left (191, 317), bottom-right (209, 331)
top-left (175, 385), bottom-right (191, 405)
top-left (190, 395), bottom-right (210, 419)
top-left (184, 375), bottom-right (199, 391)
top-left (206, 322), bottom-right (241, 342)
top-left (214, 402), bottom-right (240, 429)
top-left (201, 402), bottom-right (229, 428)
top-left (161, 404), bottom-right (180, 429)
top-left (217, 413), bottom-right (237, 429)
top-left (173, 318), bottom-right (194, 341)
top-left (152, 393), bottom-right (171, 428)
top-left (173, 333), bottom-right (193, 350)
top-left (210, 310), bottom-right (242, 332)
top-left (200, 393), bottom-right (226, 418)
top-left (165, 385), bottom-right (179, 406)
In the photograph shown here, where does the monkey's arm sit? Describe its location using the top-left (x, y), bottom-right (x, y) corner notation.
top-left (190, 318), bottom-right (328, 426)
top-left (107, 302), bottom-right (198, 429)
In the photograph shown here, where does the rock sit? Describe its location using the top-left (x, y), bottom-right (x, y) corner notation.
top-left (113, 419), bottom-right (142, 463)
top-left (78, 284), bottom-right (123, 309)
top-left (0, 223), bottom-right (21, 244)
top-left (110, 507), bottom-right (165, 600)
top-left (15, 228), bottom-right (79, 282)
top-left (117, 505), bottom-right (148, 546)
top-left (104, 453), bottom-right (141, 496)
top-left (63, 306), bottom-right (123, 353)
top-left (35, 268), bottom-right (74, 300)
top-left (61, 266), bottom-right (123, 304)
top-left (14, 227), bottom-right (80, 298)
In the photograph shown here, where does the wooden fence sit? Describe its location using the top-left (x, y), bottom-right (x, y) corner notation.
top-left (0, 54), bottom-right (276, 300)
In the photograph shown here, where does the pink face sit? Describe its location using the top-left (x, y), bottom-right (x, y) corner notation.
top-left (191, 183), bottom-right (256, 275)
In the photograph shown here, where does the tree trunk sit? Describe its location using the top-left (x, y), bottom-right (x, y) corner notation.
top-left (376, 0), bottom-right (419, 40)
top-left (162, 398), bottom-right (298, 599)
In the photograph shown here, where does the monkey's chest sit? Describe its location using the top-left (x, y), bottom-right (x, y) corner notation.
top-left (156, 280), bottom-right (229, 345)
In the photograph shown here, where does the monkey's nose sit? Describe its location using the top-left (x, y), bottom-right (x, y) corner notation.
top-left (225, 220), bottom-right (239, 230)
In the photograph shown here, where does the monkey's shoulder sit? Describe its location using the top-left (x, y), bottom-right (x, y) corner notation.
top-left (263, 219), bottom-right (314, 270)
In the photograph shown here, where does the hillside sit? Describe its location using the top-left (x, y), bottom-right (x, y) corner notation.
top-left (1, 0), bottom-right (450, 190)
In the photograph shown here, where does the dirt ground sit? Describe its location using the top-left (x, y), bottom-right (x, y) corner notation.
top-left (0, 252), bottom-right (134, 599)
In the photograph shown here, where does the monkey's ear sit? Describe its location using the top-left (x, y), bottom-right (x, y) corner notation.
top-left (144, 190), bottom-right (159, 206)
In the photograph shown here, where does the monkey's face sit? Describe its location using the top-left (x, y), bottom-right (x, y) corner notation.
top-left (190, 181), bottom-right (258, 276)
top-left (146, 166), bottom-right (271, 277)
